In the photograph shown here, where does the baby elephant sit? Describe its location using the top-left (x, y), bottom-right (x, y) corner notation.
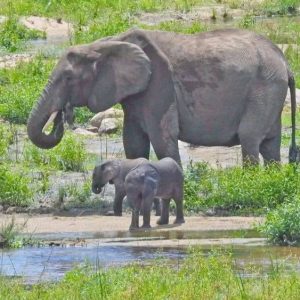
top-left (125, 157), bottom-right (185, 230)
top-left (92, 158), bottom-right (161, 216)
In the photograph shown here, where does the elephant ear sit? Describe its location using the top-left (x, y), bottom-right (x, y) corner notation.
top-left (88, 41), bottom-right (152, 112)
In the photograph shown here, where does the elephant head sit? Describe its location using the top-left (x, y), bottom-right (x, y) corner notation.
top-left (92, 160), bottom-right (121, 194)
top-left (27, 40), bottom-right (152, 149)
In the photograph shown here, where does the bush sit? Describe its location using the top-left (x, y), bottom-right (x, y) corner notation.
top-left (0, 56), bottom-right (55, 124)
top-left (24, 132), bottom-right (87, 172)
top-left (0, 165), bottom-right (32, 206)
top-left (184, 162), bottom-right (300, 214)
top-left (259, 197), bottom-right (300, 245)
top-left (0, 16), bottom-right (45, 53)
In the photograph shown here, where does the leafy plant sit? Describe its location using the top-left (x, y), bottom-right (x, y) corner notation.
top-left (0, 164), bottom-right (32, 206)
top-left (24, 132), bottom-right (87, 172)
top-left (259, 196), bottom-right (300, 245)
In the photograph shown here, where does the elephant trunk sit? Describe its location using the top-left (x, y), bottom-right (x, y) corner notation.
top-left (27, 91), bottom-right (64, 149)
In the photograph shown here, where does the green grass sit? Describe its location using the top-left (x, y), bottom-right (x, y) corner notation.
top-left (0, 123), bottom-right (13, 158)
top-left (1, 250), bottom-right (300, 299)
top-left (184, 162), bottom-right (300, 215)
top-left (259, 196), bottom-right (300, 245)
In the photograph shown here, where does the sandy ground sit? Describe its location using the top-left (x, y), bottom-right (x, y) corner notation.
top-left (1, 213), bottom-right (262, 236)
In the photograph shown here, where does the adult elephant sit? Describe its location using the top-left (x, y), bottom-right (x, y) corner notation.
top-left (27, 28), bottom-right (298, 165)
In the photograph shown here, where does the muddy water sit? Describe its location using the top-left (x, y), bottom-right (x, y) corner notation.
top-left (1, 230), bottom-right (300, 284)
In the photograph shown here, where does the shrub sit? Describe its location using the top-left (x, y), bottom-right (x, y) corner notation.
top-left (184, 162), bottom-right (300, 214)
top-left (259, 197), bottom-right (300, 245)
top-left (0, 164), bottom-right (32, 206)
top-left (24, 132), bottom-right (87, 172)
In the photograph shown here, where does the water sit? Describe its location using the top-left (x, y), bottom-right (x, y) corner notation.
top-left (1, 229), bottom-right (300, 284)
top-left (0, 244), bottom-right (185, 283)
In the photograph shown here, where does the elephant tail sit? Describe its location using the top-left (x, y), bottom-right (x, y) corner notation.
top-left (288, 70), bottom-right (299, 163)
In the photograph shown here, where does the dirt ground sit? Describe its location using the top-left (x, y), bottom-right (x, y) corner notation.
top-left (1, 213), bottom-right (262, 236)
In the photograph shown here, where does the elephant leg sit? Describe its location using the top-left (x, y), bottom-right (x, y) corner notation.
top-left (238, 120), bottom-right (261, 165)
top-left (239, 81), bottom-right (287, 166)
top-left (113, 190), bottom-right (126, 216)
top-left (153, 198), bottom-right (161, 216)
top-left (123, 117), bottom-right (150, 159)
top-left (141, 197), bottom-right (153, 228)
top-left (259, 121), bottom-right (281, 165)
top-left (146, 103), bottom-right (181, 167)
top-left (130, 208), bottom-right (140, 230)
top-left (174, 196), bottom-right (185, 224)
top-left (157, 199), bottom-right (170, 225)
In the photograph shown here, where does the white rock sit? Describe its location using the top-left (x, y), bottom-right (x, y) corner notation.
top-left (86, 126), bottom-right (99, 133)
top-left (90, 108), bottom-right (123, 128)
top-left (98, 118), bottom-right (119, 135)
top-left (73, 128), bottom-right (98, 136)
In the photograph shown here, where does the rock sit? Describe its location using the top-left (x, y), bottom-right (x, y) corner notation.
top-left (0, 205), bottom-right (3, 212)
top-left (90, 108), bottom-right (123, 128)
top-left (205, 208), bottom-right (216, 216)
top-left (73, 128), bottom-right (98, 136)
top-left (98, 118), bottom-right (119, 135)
top-left (86, 126), bottom-right (99, 133)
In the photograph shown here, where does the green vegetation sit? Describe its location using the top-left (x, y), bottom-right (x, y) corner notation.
top-left (0, 0), bottom-right (299, 215)
top-left (184, 162), bottom-right (300, 214)
top-left (0, 164), bottom-right (32, 206)
top-left (0, 16), bottom-right (45, 53)
top-left (0, 56), bottom-right (55, 124)
top-left (262, 0), bottom-right (299, 16)
top-left (1, 250), bottom-right (300, 299)
top-left (24, 132), bottom-right (87, 172)
top-left (0, 122), bottom-right (13, 158)
top-left (259, 196), bottom-right (300, 245)
top-left (0, 216), bottom-right (34, 248)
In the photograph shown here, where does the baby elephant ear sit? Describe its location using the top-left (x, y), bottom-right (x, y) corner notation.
top-left (89, 41), bottom-right (152, 111)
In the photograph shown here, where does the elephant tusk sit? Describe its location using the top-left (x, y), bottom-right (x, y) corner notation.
top-left (43, 111), bottom-right (58, 132)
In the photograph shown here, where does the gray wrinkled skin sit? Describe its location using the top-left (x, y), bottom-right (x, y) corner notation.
top-left (125, 157), bottom-right (184, 230)
top-left (27, 28), bottom-right (298, 164)
top-left (92, 158), bottom-right (161, 216)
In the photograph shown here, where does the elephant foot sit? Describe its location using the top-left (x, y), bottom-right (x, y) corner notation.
top-left (174, 218), bottom-right (185, 224)
top-left (156, 218), bottom-right (168, 225)
top-left (114, 211), bottom-right (122, 216)
top-left (129, 225), bottom-right (139, 231)
top-left (141, 224), bottom-right (151, 229)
